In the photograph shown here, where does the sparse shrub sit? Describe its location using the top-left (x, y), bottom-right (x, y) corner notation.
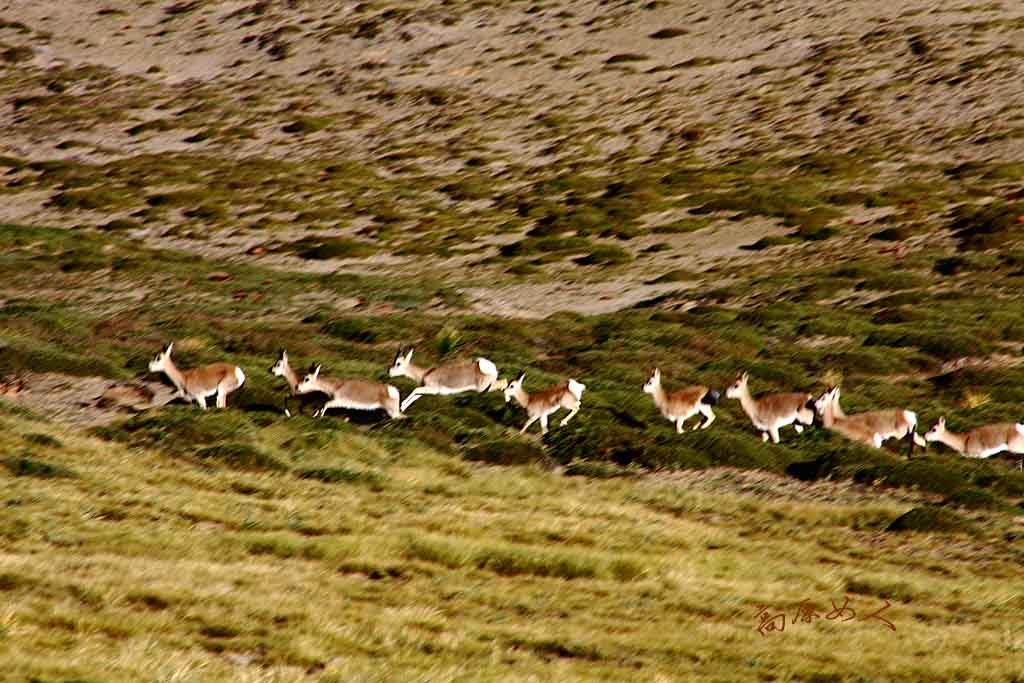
top-left (949, 201), bottom-right (1024, 250)
top-left (885, 505), bottom-right (969, 533)
top-left (296, 467), bottom-right (386, 488)
top-left (1, 46), bottom-right (34, 63)
top-left (320, 316), bottom-right (388, 343)
top-left (2, 456), bottom-right (77, 479)
top-left (462, 439), bottom-right (547, 466)
top-left (649, 27), bottom-right (688, 39)
top-left (247, 534), bottom-right (326, 560)
top-left (125, 591), bottom-right (173, 610)
top-left (282, 117), bottom-right (331, 135)
top-left (574, 245), bottom-right (632, 266)
top-left (945, 488), bottom-right (1001, 510)
top-left (863, 327), bottom-right (989, 360)
top-left (23, 432), bottom-right (63, 448)
top-left (92, 410), bottom-right (256, 457)
top-left (283, 237), bottom-right (376, 260)
top-left (605, 53), bottom-right (649, 64)
top-left (195, 442), bottom-right (286, 471)
top-left (562, 459), bottom-right (633, 479)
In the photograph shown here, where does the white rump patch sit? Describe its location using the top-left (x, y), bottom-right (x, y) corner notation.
top-left (477, 357), bottom-right (498, 378)
top-left (387, 385), bottom-right (400, 400)
top-left (567, 379), bottom-right (585, 400)
top-left (235, 367), bottom-right (246, 386)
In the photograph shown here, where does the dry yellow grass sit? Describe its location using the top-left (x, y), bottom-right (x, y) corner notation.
top-left (1, 408), bottom-right (1021, 682)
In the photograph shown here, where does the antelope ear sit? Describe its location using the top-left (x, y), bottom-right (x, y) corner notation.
top-left (653, 368), bottom-right (660, 378)
top-left (405, 348), bottom-right (414, 361)
top-left (280, 349), bottom-right (287, 361)
top-left (938, 416), bottom-right (945, 426)
top-left (313, 364), bottom-right (321, 378)
top-left (517, 371), bottom-right (526, 383)
top-left (165, 342), bottom-right (174, 356)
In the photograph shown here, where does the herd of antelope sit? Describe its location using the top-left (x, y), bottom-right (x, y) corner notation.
top-left (147, 343), bottom-right (1024, 462)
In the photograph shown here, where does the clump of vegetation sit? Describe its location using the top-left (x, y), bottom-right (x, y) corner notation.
top-left (296, 466), bottom-right (387, 488)
top-left (605, 53), bottom-right (649, 64)
top-left (2, 455), bottom-right (77, 479)
top-left (281, 236), bottom-right (377, 260)
top-left (649, 27), bottom-right (688, 39)
top-left (194, 442), bottom-right (286, 471)
top-left (462, 438), bottom-right (547, 466)
top-left (949, 201), bottom-right (1024, 250)
top-left (885, 505), bottom-right (969, 533)
top-left (281, 116), bottom-right (332, 134)
top-left (22, 432), bottom-right (63, 448)
top-left (574, 245), bottom-right (632, 266)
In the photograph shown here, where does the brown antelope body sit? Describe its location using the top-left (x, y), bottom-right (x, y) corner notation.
top-left (504, 372), bottom-right (585, 434)
top-left (269, 350), bottom-right (327, 417)
top-left (925, 417), bottom-right (1024, 458)
top-left (725, 372), bottom-right (813, 443)
top-left (389, 348), bottom-right (499, 412)
top-left (643, 368), bottom-right (718, 433)
top-left (297, 364), bottom-right (403, 419)
top-left (815, 387), bottom-right (925, 453)
top-left (148, 343), bottom-right (245, 409)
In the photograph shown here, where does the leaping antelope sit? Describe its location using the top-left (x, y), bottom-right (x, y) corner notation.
top-left (269, 350), bottom-right (327, 417)
top-left (503, 372), bottom-right (585, 435)
top-left (925, 416), bottom-right (1024, 459)
top-left (643, 368), bottom-right (718, 433)
top-left (725, 372), bottom-right (814, 443)
top-left (148, 343), bottom-right (245, 409)
top-left (815, 386), bottom-right (926, 454)
top-left (389, 347), bottom-right (500, 412)
top-left (297, 364), bottom-right (404, 419)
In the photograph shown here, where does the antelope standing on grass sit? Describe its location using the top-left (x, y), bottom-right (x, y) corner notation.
top-left (268, 350), bottom-right (327, 417)
top-left (643, 368), bottom-right (719, 433)
top-left (389, 347), bottom-right (500, 412)
top-left (297, 364), bottom-right (403, 419)
top-left (148, 342), bottom-right (245, 409)
top-left (504, 372), bottom-right (585, 434)
top-left (725, 372), bottom-right (814, 443)
top-left (925, 416), bottom-right (1024, 459)
top-left (815, 386), bottom-right (926, 454)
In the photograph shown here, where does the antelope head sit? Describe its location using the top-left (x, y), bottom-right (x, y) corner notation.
top-left (149, 342), bottom-right (174, 373)
top-left (389, 348), bottom-right (414, 377)
top-left (269, 349), bottom-right (288, 376)
top-left (504, 371), bottom-right (525, 403)
top-left (297, 363), bottom-right (322, 393)
top-left (725, 371), bottom-right (749, 399)
top-left (924, 416), bottom-right (947, 443)
top-left (813, 387), bottom-right (838, 417)
top-left (643, 368), bottom-right (661, 394)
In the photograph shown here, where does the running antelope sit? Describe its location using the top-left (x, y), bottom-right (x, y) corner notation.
top-left (815, 386), bottom-right (926, 453)
top-left (643, 368), bottom-right (718, 433)
top-left (148, 342), bottom-right (245, 409)
top-left (504, 372), bottom-right (585, 434)
top-left (813, 387), bottom-right (882, 449)
top-left (268, 350), bottom-right (326, 417)
top-left (389, 347), bottom-right (500, 412)
top-left (925, 416), bottom-right (1024, 459)
top-left (297, 364), bottom-right (404, 419)
top-left (725, 372), bottom-right (814, 443)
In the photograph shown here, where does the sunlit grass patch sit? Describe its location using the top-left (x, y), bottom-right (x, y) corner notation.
top-left (401, 533), bottom-right (645, 581)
